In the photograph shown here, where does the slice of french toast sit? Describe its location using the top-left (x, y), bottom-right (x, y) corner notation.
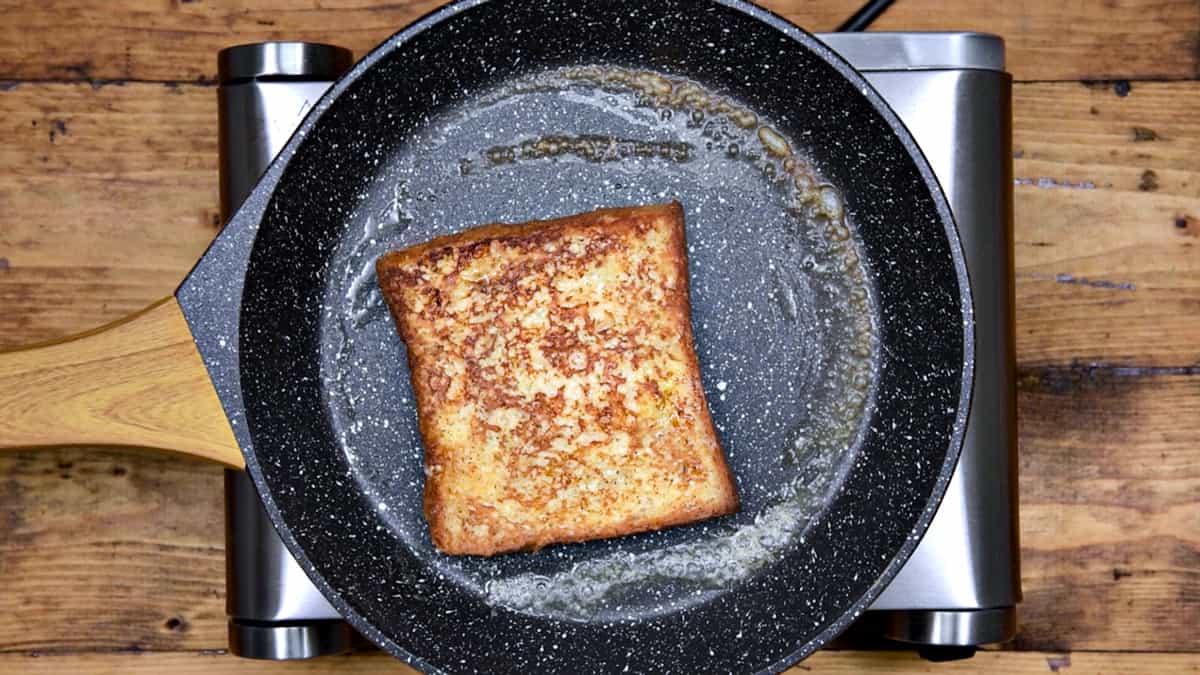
top-left (376, 202), bottom-right (737, 556)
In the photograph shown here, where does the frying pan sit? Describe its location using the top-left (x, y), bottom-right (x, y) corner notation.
top-left (0, 0), bottom-right (973, 672)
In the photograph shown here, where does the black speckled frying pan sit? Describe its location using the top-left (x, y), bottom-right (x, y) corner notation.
top-left (2, 0), bottom-right (973, 672)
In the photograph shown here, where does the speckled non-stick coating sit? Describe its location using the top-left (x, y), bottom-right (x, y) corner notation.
top-left (178, 1), bottom-right (973, 673)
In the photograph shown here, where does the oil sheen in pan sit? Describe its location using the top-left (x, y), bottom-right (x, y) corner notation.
top-left (318, 66), bottom-right (877, 623)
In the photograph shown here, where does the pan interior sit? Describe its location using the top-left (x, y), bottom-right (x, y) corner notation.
top-left (318, 66), bottom-right (877, 622)
top-left (236, 1), bottom-right (970, 670)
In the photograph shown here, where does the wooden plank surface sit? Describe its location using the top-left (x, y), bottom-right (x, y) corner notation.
top-left (0, 0), bottom-right (1195, 84)
top-left (0, 82), bottom-right (217, 345)
top-left (0, 649), bottom-right (1196, 674)
top-left (859, 0), bottom-right (1200, 82)
top-left (5, 80), bottom-right (1200, 364)
top-left (1013, 82), bottom-right (1200, 368)
top-left (0, 367), bottom-right (1192, 655)
top-left (0, 1), bottom-right (1198, 673)
top-left (0, 449), bottom-right (226, 653)
top-left (1015, 371), bottom-right (1200, 651)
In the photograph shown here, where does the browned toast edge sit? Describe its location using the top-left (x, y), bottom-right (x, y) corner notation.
top-left (376, 202), bottom-right (739, 555)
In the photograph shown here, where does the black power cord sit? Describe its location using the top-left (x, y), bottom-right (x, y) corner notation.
top-left (836, 0), bottom-right (897, 31)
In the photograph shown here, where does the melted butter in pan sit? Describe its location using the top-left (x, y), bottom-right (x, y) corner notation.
top-left (320, 65), bottom-right (878, 622)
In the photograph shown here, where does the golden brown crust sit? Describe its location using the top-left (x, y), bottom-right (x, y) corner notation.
top-left (665, 206), bottom-right (740, 518)
top-left (376, 202), bottom-right (738, 556)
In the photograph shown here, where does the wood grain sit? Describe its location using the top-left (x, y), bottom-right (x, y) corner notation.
top-left (0, 82), bottom-right (218, 346)
top-left (1013, 82), bottom-right (1200, 368)
top-left (0, 0), bottom-right (1194, 84)
top-left (0, 649), bottom-right (1197, 674)
top-left (0, 369), bottom-right (1194, 653)
top-left (854, 0), bottom-right (1200, 82)
top-left (4, 81), bottom-right (1199, 365)
top-left (0, 299), bottom-right (243, 467)
top-left (1015, 371), bottom-right (1200, 651)
top-left (0, 449), bottom-right (226, 653)
top-left (0, 3), bottom-right (1198, 670)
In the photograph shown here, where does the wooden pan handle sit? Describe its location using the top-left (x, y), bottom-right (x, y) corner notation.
top-left (0, 297), bottom-right (244, 468)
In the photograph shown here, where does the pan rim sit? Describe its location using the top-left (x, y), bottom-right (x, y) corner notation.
top-left (221, 1), bottom-right (977, 672)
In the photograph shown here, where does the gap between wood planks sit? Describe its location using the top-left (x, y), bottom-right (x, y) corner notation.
top-left (2, 77), bottom-right (1193, 90)
top-left (0, 78), bottom-right (215, 90)
top-left (2, 0), bottom-right (1197, 82)
top-left (0, 648), bottom-right (1197, 675)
